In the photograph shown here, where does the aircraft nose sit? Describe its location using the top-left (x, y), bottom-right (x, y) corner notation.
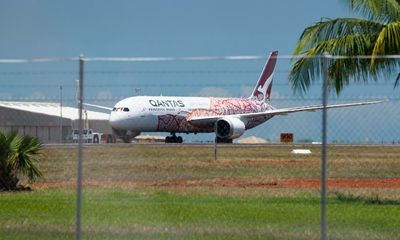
top-left (109, 112), bottom-right (127, 129)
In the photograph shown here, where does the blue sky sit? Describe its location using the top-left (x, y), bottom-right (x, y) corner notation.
top-left (0, 0), bottom-right (399, 142)
top-left (0, 0), bottom-right (353, 58)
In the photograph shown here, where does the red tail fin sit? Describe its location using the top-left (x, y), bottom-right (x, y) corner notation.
top-left (250, 51), bottom-right (278, 102)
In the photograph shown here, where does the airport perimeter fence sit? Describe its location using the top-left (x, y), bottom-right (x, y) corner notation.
top-left (0, 55), bottom-right (399, 239)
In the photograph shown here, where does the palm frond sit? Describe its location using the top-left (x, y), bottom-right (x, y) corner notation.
top-left (372, 21), bottom-right (400, 59)
top-left (328, 56), bottom-right (377, 93)
top-left (293, 17), bottom-right (383, 55)
top-left (344, 0), bottom-right (400, 22)
top-left (18, 136), bottom-right (43, 181)
top-left (395, 72), bottom-right (400, 87)
top-left (3, 131), bottom-right (43, 182)
top-left (290, 54), bottom-right (322, 94)
top-left (0, 132), bottom-right (8, 164)
top-left (292, 1), bottom-right (400, 94)
top-left (291, 34), bottom-right (379, 94)
top-left (7, 133), bottom-right (23, 170)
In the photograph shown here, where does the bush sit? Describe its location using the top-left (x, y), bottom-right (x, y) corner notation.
top-left (0, 131), bottom-right (42, 191)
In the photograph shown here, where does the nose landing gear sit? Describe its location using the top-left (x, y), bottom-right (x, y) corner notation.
top-left (165, 133), bottom-right (183, 143)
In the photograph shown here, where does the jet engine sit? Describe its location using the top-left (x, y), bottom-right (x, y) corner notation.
top-left (215, 117), bottom-right (245, 140)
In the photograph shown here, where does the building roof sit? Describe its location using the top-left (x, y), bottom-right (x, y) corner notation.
top-left (0, 101), bottom-right (110, 120)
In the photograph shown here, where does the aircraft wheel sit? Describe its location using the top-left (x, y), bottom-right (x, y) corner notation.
top-left (216, 137), bottom-right (233, 144)
top-left (165, 136), bottom-right (183, 143)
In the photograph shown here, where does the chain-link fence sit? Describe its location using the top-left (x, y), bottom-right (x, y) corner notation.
top-left (0, 55), bottom-right (399, 239)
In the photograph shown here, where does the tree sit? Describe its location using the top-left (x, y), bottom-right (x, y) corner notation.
top-left (290, 0), bottom-right (400, 94)
top-left (0, 131), bottom-right (42, 191)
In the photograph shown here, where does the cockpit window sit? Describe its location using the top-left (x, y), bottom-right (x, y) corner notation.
top-left (113, 107), bottom-right (130, 112)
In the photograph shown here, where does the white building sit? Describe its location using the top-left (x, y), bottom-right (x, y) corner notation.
top-left (0, 101), bottom-right (111, 143)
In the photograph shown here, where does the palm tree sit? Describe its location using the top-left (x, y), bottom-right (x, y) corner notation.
top-left (290, 0), bottom-right (400, 94)
top-left (0, 131), bottom-right (42, 191)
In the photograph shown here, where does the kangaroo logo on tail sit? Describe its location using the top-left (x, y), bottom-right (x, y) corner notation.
top-left (250, 51), bottom-right (278, 102)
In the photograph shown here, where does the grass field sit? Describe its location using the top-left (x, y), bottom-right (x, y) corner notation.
top-left (1, 144), bottom-right (399, 239)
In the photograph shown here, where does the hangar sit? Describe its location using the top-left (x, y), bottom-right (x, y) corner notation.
top-left (0, 101), bottom-right (111, 143)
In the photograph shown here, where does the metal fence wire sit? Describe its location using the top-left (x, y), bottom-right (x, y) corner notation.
top-left (0, 55), bottom-right (399, 240)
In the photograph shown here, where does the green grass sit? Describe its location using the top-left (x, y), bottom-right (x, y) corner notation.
top-left (1, 189), bottom-right (400, 240)
top-left (37, 144), bottom-right (400, 181)
top-left (334, 191), bottom-right (400, 205)
top-left (1, 144), bottom-right (400, 239)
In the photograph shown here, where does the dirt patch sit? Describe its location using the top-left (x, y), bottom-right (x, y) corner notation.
top-left (153, 179), bottom-right (278, 188)
top-left (34, 180), bottom-right (76, 190)
top-left (34, 178), bottom-right (400, 190)
top-left (281, 178), bottom-right (400, 189)
top-left (150, 178), bottom-right (400, 189)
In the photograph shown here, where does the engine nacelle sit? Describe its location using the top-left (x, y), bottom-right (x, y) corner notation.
top-left (215, 117), bottom-right (245, 139)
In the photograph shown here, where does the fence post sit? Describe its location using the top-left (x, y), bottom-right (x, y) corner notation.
top-left (214, 137), bottom-right (217, 161)
top-left (321, 53), bottom-right (328, 240)
top-left (76, 55), bottom-right (84, 240)
top-left (60, 85), bottom-right (63, 144)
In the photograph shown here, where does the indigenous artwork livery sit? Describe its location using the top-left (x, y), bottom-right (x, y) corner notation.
top-left (89, 51), bottom-right (381, 143)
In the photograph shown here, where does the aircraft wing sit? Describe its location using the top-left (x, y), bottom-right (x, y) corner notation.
top-left (83, 103), bottom-right (113, 111)
top-left (188, 100), bottom-right (383, 125)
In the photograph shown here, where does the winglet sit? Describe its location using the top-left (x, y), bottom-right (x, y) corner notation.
top-left (250, 51), bottom-right (278, 102)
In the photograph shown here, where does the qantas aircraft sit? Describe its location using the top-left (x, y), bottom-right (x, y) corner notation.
top-left (86, 51), bottom-right (381, 143)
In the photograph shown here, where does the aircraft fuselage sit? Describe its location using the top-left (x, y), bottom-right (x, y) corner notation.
top-left (109, 96), bottom-right (275, 134)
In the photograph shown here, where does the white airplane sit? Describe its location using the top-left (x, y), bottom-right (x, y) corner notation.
top-left (86, 51), bottom-right (382, 143)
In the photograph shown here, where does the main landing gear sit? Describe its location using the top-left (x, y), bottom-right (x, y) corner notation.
top-left (216, 137), bottom-right (233, 144)
top-left (165, 133), bottom-right (183, 143)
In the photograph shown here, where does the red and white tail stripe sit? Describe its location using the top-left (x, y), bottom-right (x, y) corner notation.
top-left (250, 51), bottom-right (278, 102)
